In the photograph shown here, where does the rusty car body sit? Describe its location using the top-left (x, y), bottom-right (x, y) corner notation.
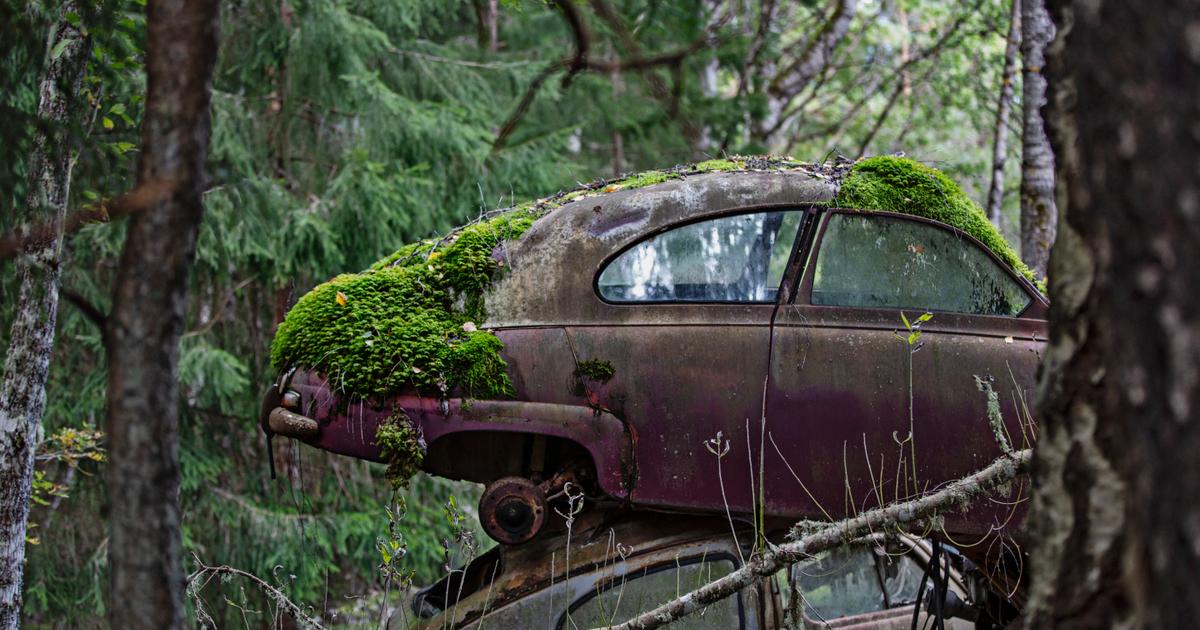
top-left (263, 169), bottom-right (1047, 547)
top-left (400, 510), bottom-right (997, 629)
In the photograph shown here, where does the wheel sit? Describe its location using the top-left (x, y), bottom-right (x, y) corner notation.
top-left (479, 476), bottom-right (547, 544)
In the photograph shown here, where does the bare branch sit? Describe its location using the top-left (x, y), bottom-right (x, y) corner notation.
top-left (0, 179), bottom-right (178, 262)
top-left (854, 0), bottom-right (982, 156)
top-left (769, 0), bottom-right (858, 100)
top-left (604, 448), bottom-right (1032, 630)
top-left (60, 287), bottom-right (108, 332)
top-left (490, 3), bottom-right (722, 154)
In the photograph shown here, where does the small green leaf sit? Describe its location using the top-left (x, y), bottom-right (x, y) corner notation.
top-left (50, 38), bottom-right (72, 60)
top-left (907, 331), bottom-right (919, 345)
top-left (917, 312), bottom-right (933, 323)
top-left (109, 102), bottom-right (126, 115)
top-left (900, 311), bottom-right (910, 330)
top-left (102, 117), bottom-right (114, 130)
top-left (64, 11), bottom-right (80, 27)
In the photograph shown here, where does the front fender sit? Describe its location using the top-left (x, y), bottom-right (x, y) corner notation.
top-left (266, 371), bottom-right (634, 499)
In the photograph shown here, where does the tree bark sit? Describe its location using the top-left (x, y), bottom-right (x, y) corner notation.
top-left (0, 3), bottom-right (90, 626)
top-left (1025, 1), bottom-right (1200, 627)
top-left (104, 1), bottom-right (219, 627)
top-left (986, 0), bottom-right (1021, 226)
top-left (1018, 0), bottom-right (1057, 277)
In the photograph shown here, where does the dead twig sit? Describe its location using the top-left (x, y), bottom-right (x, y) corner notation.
top-left (187, 554), bottom-right (324, 629)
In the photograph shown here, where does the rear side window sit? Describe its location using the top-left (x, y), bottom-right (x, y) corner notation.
top-left (598, 210), bottom-right (803, 303)
top-left (564, 557), bottom-right (742, 629)
top-left (810, 213), bottom-right (1030, 316)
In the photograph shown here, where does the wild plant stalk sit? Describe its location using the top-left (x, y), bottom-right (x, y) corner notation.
top-left (187, 555), bottom-right (324, 630)
top-left (704, 431), bottom-right (744, 565)
top-left (895, 312), bottom-right (932, 497)
top-left (555, 483), bottom-right (586, 630)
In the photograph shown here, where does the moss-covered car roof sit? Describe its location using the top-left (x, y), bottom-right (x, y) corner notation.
top-left (271, 155), bottom-right (1035, 406)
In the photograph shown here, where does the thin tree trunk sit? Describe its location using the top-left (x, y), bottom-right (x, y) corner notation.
top-left (1018, 0), bottom-right (1057, 277)
top-left (104, 1), bottom-right (219, 627)
top-left (0, 3), bottom-right (90, 626)
top-left (1025, 1), bottom-right (1200, 627)
top-left (986, 0), bottom-right (1021, 226)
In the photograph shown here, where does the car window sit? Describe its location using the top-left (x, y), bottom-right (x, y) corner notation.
top-left (564, 557), bottom-right (742, 629)
top-left (810, 213), bottom-right (1030, 316)
top-left (598, 210), bottom-right (804, 302)
top-left (794, 544), bottom-right (886, 620)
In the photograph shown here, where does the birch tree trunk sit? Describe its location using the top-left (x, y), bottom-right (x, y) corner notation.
top-left (1018, 0), bottom-right (1057, 277)
top-left (105, 1), bottom-right (219, 627)
top-left (986, 0), bottom-right (1021, 226)
top-left (1025, 0), bottom-right (1200, 627)
top-left (0, 3), bottom-right (90, 626)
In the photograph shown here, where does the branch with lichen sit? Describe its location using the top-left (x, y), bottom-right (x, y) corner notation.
top-left (603, 448), bottom-right (1031, 630)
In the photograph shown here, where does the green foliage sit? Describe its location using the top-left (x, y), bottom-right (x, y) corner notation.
top-left (5, 0), bottom-right (1047, 624)
top-left (374, 414), bottom-right (425, 489)
top-left (576, 359), bottom-right (616, 381)
top-left (270, 208), bottom-right (540, 401)
top-left (834, 157), bottom-right (1035, 280)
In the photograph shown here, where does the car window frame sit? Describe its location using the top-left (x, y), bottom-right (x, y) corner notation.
top-left (592, 204), bottom-right (818, 307)
top-left (793, 209), bottom-right (1044, 319)
top-left (558, 552), bottom-right (748, 630)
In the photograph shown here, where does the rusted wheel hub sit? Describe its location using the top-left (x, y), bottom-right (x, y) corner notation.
top-left (480, 476), bottom-right (546, 545)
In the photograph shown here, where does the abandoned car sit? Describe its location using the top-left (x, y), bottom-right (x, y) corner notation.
top-left (398, 511), bottom-right (1007, 629)
top-left (262, 156), bottom-right (1047, 549)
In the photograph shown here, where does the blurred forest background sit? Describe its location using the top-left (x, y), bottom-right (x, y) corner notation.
top-left (1, 0), bottom-right (1035, 624)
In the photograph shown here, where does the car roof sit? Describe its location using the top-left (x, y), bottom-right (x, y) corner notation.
top-left (483, 168), bottom-right (836, 328)
top-left (412, 510), bottom-right (752, 626)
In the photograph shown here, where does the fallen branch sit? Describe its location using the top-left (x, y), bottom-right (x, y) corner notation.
top-left (603, 448), bottom-right (1032, 630)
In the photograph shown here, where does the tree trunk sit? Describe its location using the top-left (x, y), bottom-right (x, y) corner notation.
top-left (0, 3), bottom-right (90, 626)
top-left (986, 0), bottom-right (1021, 226)
top-left (1018, 0), bottom-right (1057, 277)
top-left (1025, 1), bottom-right (1200, 627)
top-left (104, 1), bottom-right (219, 627)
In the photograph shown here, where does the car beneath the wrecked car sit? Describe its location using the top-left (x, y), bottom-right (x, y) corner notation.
top-left (262, 156), bottom-right (1047, 556)
top-left (399, 511), bottom-right (1006, 629)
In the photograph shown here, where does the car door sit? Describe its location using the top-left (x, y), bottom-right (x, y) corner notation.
top-left (764, 210), bottom-right (1047, 533)
top-left (567, 208), bottom-right (805, 514)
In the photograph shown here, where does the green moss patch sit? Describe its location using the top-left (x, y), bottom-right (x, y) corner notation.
top-left (617, 170), bottom-right (677, 189)
top-left (575, 359), bottom-right (615, 381)
top-left (270, 208), bottom-right (540, 401)
top-left (833, 156), bottom-right (1035, 281)
top-left (693, 158), bottom-right (742, 172)
top-left (373, 413), bottom-right (425, 490)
